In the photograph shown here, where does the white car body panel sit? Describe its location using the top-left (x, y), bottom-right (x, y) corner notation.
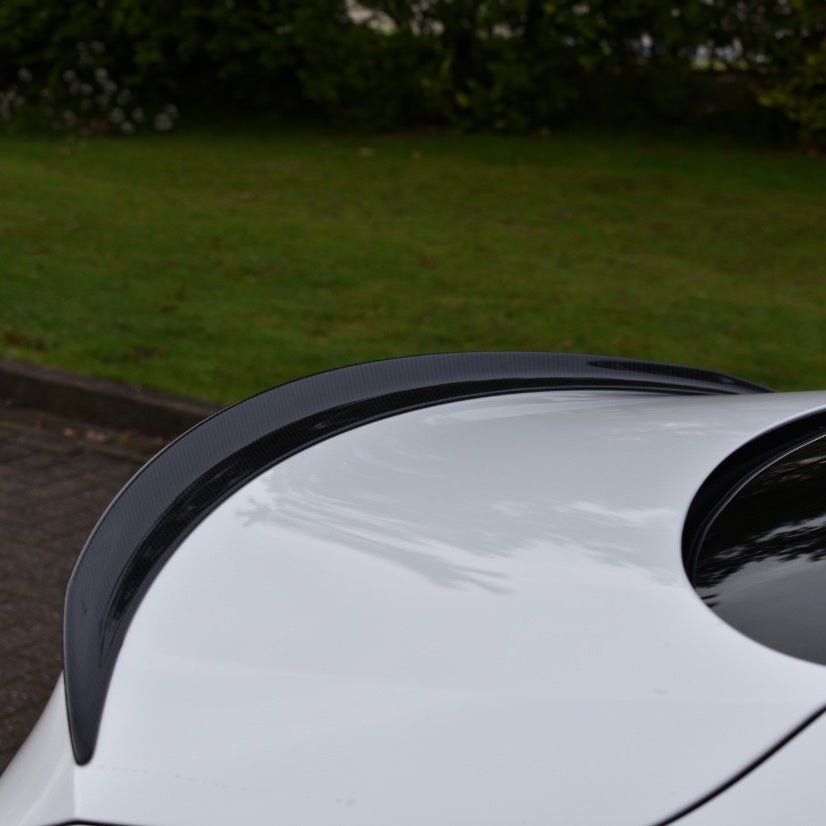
top-left (0, 679), bottom-right (74, 826)
top-left (675, 708), bottom-right (826, 824)
top-left (4, 388), bottom-right (826, 825)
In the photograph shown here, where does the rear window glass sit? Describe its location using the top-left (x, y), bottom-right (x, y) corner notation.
top-left (689, 432), bottom-right (826, 666)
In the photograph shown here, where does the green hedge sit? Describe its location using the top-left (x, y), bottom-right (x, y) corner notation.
top-left (1, 0), bottom-right (824, 144)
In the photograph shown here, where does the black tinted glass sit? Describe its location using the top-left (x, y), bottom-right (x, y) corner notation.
top-left (693, 434), bottom-right (826, 666)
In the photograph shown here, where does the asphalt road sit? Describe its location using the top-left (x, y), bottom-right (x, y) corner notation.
top-left (0, 406), bottom-right (160, 774)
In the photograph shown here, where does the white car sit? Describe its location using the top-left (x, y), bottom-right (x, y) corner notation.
top-left (2, 352), bottom-right (826, 826)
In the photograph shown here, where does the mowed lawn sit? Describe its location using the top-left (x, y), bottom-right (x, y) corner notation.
top-left (0, 128), bottom-right (824, 402)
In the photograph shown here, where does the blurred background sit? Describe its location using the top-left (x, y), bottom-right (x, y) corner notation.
top-left (1, 0), bottom-right (825, 396)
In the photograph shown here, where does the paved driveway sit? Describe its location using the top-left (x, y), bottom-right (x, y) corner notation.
top-left (0, 408), bottom-right (158, 773)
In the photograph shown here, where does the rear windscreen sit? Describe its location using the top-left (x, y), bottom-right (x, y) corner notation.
top-left (688, 430), bottom-right (826, 666)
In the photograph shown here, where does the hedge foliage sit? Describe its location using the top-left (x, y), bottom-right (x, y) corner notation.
top-left (1, 0), bottom-right (824, 144)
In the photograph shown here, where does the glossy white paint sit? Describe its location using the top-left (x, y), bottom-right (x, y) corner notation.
top-left (5, 389), bottom-right (826, 826)
top-left (676, 707), bottom-right (826, 824)
top-left (0, 678), bottom-right (75, 826)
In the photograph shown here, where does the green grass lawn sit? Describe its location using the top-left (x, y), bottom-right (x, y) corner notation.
top-left (1, 127), bottom-right (824, 402)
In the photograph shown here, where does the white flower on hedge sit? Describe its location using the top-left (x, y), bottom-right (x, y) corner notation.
top-left (80, 83), bottom-right (93, 96)
top-left (63, 69), bottom-right (77, 83)
top-left (94, 67), bottom-right (108, 84)
top-left (17, 68), bottom-right (33, 83)
top-left (77, 42), bottom-right (93, 65)
top-left (117, 89), bottom-right (132, 106)
top-left (154, 112), bottom-right (173, 131)
top-left (132, 107), bottom-right (145, 123)
top-left (109, 107), bottom-right (125, 124)
top-left (120, 121), bottom-right (136, 135)
top-left (163, 103), bottom-right (180, 119)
